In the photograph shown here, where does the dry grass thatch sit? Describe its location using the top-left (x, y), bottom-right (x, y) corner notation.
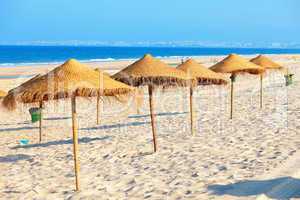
top-left (95, 68), bottom-right (111, 77)
top-left (3, 59), bottom-right (133, 110)
top-left (112, 54), bottom-right (195, 87)
top-left (210, 54), bottom-right (265, 75)
top-left (177, 59), bottom-right (228, 85)
top-left (250, 55), bottom-right (284, 70)
top-left (0, 90), bottom-right (7, 99)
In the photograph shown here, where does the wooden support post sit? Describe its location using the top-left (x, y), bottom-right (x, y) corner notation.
top-left (189, 86), bottom-right (195, 136)
top-left (136, 91), bottom-right (140, 115)
top-left (136, 95), bottom-right (141, 115)
top-left (230, 79), bottom-right (234, 119)
top-left (148, 85), bottom-right (157, 152)
top-left (260, 74), bottom-right (263, 109)
top-left (71, 96), bottom-right (80, 191)
top-left (97, 69), bottom-right (102, 124)
top-left (39, 101), bottom-right (43, 143)
top-left (96, 95), bottom-right (100, 124)
top-left (135, 89), bottom-right (143, 115)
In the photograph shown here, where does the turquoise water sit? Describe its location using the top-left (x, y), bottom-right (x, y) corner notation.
top-left (1, 45), bottom-right (300, 66)
top-left (0, 75), bottom-right (34, 79)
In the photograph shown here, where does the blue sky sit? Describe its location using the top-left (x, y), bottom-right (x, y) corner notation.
top-left (1, 0), bottom-right (300, 45)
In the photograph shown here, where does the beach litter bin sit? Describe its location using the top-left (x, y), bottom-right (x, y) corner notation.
top-left (29, 107), bottom-right (42, 123)
top-left (284, 74), bottom-right (294, 86)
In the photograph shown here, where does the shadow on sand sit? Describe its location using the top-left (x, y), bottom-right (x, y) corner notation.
top-left (128, 111), bottom-right (188, 119)
top-left (11, 136), bottom-right (111, 149)
top-left (80, 121), bottom-right (150, 131)
top-left (208, 177), bottom-right (300, 200)
top-left (0, 154), bottom-right (32, 163)
top-left (0, 126), bottom-right (38, 132)
top-left (44, 117), bottom-right (71, 121)
top-left (131, 151), bottom-right (154, 158)
top-left (0, 121), bottom-right (31, 126)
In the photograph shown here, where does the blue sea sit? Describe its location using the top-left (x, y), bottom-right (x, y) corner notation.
top-left (1, 45), bottom-right (300, 66)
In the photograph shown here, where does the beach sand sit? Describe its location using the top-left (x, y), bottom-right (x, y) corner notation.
top-left (1, 55), bottom-right (300, 199)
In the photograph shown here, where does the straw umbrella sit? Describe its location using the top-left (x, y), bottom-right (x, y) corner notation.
top-left (210, 54), bottom-right (265, 119)
top-left (177, 59), bottom-right (228, 135)
top-left (2, 59), bottom-right (133, 191)
top-left (113, 54), bottom-right (194, 152)
top-left (250, 55), bottom-right (284, 108)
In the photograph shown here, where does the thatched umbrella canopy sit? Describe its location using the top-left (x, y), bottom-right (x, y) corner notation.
top-left (113, 54), bottom-right (194, 152)
top-left (210, 54), bottom-right (265, 119)
top-left (3, 60), bottom-right (132, 109)
top-left (250, 55), bottom-right (285, 108)
top-left (3, 58), bottom-right (133, 191)
top-left (0, 90), bottom-right (7, 99)
top-left (177, 59), bottom-right (227, 85)
top-left (250, 55), bottom-right (284, 70)
top-left (210, 54), bottom-right (264, 74)
top-left (113, 54), bottom-right (192, 87)
top-left (177, 59), bottom-right (228, 135)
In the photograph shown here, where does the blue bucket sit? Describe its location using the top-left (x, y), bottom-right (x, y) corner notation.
top-left (19, 139), bottom-right (29, 145)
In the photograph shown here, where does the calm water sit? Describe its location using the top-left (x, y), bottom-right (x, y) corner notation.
top-left (1, 45), bottom-right (300, 66)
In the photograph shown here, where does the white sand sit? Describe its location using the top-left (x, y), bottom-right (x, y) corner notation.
top-left (0, 55), bottom-right (300, 199)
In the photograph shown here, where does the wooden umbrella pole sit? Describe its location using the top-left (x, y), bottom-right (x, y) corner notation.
top-left (189, 86), bottom-right (195, 136)
top-left (230, 79), bottom-right (234, 119)
top-left (96, 94), bottom-right (100, 124)
top-left (136, 92), bottom-right (140, 115)
top-left (136, 97), bottom-right (141, 115)
top-left (39, 101), bottom-right (43, 143)
top-left (71, 96), bottom-right (80, 191)
top-left (97, 69), bottom-right (102, 124)
top-left (148, 85), bottom-right (157, 152)
top-left (260, 74), bottom-right (263, 109)
top-left (135, 89), bottom-right (142, 115)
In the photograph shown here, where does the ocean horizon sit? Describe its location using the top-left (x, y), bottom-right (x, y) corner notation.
top-left (1, 45), bottom-right (300, 66)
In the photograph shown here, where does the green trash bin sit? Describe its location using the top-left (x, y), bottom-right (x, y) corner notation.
top-left (29, 107), bottom-right (42, 123)
top-left (285, 74), bottom-right (294, 86)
